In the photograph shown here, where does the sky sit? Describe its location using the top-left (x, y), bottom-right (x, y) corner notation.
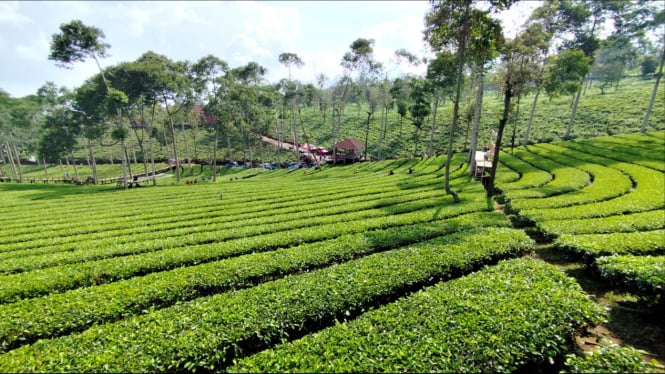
top-left (0, 1), bottom-right (540, 99)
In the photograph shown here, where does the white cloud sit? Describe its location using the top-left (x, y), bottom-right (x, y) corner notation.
top-left (107, 3), bottom-right (153, 37)
top-left (15, 32), bottom-right (50, 62)
top-left (0, 0), bottom-right (450, 97)
top-left (0, 2), bottom-right (32, 25)
top-left (153, 1), bottom-right (214, 28)
top-left (237, 1), bottom-right (300, 50)
top-left (230, 33), bottom-right (274, 62)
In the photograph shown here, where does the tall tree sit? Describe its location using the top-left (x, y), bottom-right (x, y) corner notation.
top-left (229, 62), bottom-right (268, 165)
top-left (134, 51), bottom-right (191, 181)
top-left (521, 0), bottom-right (564, 146)
top-left (72, 77), bottom-right (107, 184)
top-left (629, 1), bottom-right (665, 132)
top-left (425, 0), bottom-right (510, 203)
top-left (49, 20), bottom-right (133, 188)
top-left (544, 49), bottom-right (591, 112)
top-left (341, 38), bottom-right (383, 161)
top-left (487, 28), bottom-right (544, 197)
top-left (278, 52), bottom-right (305, 157)
top-left (592, 35), bottom-right (636, 94)
top-left (0, 91), bottom-right (42, 180)
top-left (191, 55), bottom-right (229, 181)
top-left (407, 78), bottom-right (431, 158)
top-left (426, 52), bottom-right (456, 158)
top-left (560, 1), bottom-right (627, 138)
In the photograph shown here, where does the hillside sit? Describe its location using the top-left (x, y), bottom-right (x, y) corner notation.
top-left (0, 131), bottom-right (663, 372)
top-left (2, 75), bottom-right (658, 176)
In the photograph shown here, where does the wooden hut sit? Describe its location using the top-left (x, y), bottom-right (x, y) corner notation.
top-left (332, 137), bottom-right (365, 163)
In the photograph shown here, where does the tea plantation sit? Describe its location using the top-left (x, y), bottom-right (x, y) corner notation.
top-left (0, 131), bottom-right (663, 372)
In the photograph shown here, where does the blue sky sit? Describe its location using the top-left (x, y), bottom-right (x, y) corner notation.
top-left (0, 1), bottom-right (539, 98)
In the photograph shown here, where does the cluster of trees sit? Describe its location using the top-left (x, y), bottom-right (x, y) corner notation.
top-left (0, 0), bottom-right (662, 196)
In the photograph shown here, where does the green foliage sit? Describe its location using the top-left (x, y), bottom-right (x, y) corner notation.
top-left (497, 151), bottom-right (553, 194)
top-left (48, 19), bottom-right (110, 68)
top-left (0, 228), bottom-right (533, 372)
top-left (520, 156), bottom-right (664, 221)
top-left (0, 212), bottom-right (509, 353)
top-left (555, 230), bottom-right (665, 259)
top-left (0, 181), bottom-right (488, 303)
top-left (545, 49), bottom-right (590, 99)
top-left (596, 255), bottom-right (665, 304)
top-left (539, 209), bottom-right (665, 236)
top-left (504, 147), bottom-right (590, 204)
top-left (0, 131), bottom-right (663, 372)
top-left (231, 258), bottom-right (604, 373)
top-left (641, 55), bottom-right (658, 77)
top-left (407, 78), bottom-right (431, 129)
top-left (110, 126), bottom-right (128, 142)
top-left (564, 344), bottom-right (661, 373)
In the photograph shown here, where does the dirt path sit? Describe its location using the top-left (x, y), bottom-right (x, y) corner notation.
top-left (493, 198), bottom-right (665, 368)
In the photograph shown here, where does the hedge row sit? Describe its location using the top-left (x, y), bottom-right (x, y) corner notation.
top-left (507, 147), bottom-right (590, 199)
top-left (0, 188), bottom-right (445, 273)
top-left (230, 258), bottom-right (604, 373)
top-left (496, 151), bottom-right (553, 195)
top-left (0, 227), bottom-right (533, 372)
top-left (520, 163), bottom-right (664, 221)
top-left (0, 193), bottom-right (490, 304)
top-left (555, 230), bottom-right (665, 261)
top-left (615, 131), bottom-right (665, 148)
top-left (506, 145), bottom-right (633, 212)
top-left (0, 212), bottom-right (510, 353)
top-left (563, 139), bottom-right (665, 172)
top-left (0, 173), bottom-right (442, 251)
top-left (572, 138), bottom-right (665, 172)
top-left (0, 165), bottom-right (432, 232)
top-left (595, 255), bottom-right (665, 304)
top-left (564, 344), bottom-right (662, 373)
top-left (537, 209), bottom-right (665, 236)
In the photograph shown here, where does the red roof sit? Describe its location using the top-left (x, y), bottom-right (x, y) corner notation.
top-left (334, 137), bottom-right (365, 151)
top-left (192, 104), bottom-right (216, 125)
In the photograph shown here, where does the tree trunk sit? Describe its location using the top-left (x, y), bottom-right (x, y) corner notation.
top-left (413, 125), bottom-right (420, 158)
top-left (641, 42), bottom-right (665, 133)
top-left (377, 103), bottom-right (387, 160)
top-left (428, 94), bottom-right (440, 157)
top-left (136, 109), bottom-right (148, 179)
top-left (523, 86), bottom-right (540, 146)
top-left (212, 126), bottom-right (219, 182)
top-left (42, 157), bottom-right (48, 177)
top-left (276, 118), bottom-right (282, 165)
top-left (364, 111), bottom-right (371, 161)
top-left (488, 86), bottom-right (513, 197)
top-left (565, 85), bottom-right (583, 139)
top-left (70, 150), bottom-right (79, 181)
top-left (444, 49), bottom-right (466, 202)
top-left (468, 69), bottom-right (484, 176)
top-left (163, 97), bottom-right (180, 182)
top-left (301, 118), bottom-right (320, 168)
top-left (4, 142), bottom-right (17, 179)
top-left (510, 98), bottom-right (520, 153)
top-left (149, 102), bottom-right (157, 185)
top-left (181, 120), bottom-right (192, 176)
top-left (8, 136), bottom-right (22, 180)
top-left (292, 105), bottom-right (298, 153)
top-left (120, 139), bottom-right (128, 189)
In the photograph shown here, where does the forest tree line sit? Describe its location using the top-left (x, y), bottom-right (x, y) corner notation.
top-left (0, 0), bottom-right (663, 194)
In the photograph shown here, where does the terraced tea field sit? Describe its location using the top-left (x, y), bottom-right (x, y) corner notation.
top-left (0, 132), bottom-right (663, 372)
